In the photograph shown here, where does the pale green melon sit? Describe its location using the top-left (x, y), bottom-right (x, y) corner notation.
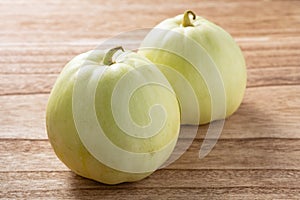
top-left (46, 47), bottom-right (180, 184)
top-left (139, 10), bottom-right (247, 125)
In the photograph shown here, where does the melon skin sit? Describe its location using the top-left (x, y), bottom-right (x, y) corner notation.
top-left (46, 49), bottom-right (180, 184)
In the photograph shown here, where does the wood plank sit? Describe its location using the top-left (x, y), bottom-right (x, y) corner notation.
top-left (0, 37), bottom-right (299, 74)
top-left (1, 169), bottom-right (299, 193)
top-left (1, 85), bottom-right (299, 140)
top-left (247, 66), bottom-right (300, 88)
top-left (0, 0), bottom-right (298, 44)
top-left (0, 139), bottom-right (67, 172)
top-left (1, 187), bottom-right (300, 200)
top-left (1, 138), bottom-right (299, 172)
top-left (244, 49), bottom-right (300, 69)
top-left (0, 74), bottom-right (56, 95)
top-left (0, 94), bottom-right (47, 139)
top-left (0, 66), bottom-right (299, 95)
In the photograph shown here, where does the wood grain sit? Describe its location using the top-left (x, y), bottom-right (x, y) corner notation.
top-left (0, 37), bottom-right (299, 74)
top-left (1, 86), bottom-right (299, 140)
top-left (1, 66), bottom-right (299, 96)
top-left (1, 170), bottom-right (300, 199)
top-left (1, 138), bottom-right (300, 172)
top-left (1, 0), bottom-right (300, 199)
top-left (2, 188), bottom-right (300, 200)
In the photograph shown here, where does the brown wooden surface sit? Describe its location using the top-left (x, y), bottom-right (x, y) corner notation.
top-left (1, 0), bottom-right (300, 199)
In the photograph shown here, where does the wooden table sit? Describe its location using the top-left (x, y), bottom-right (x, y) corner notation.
top-left (1, 0), bottom-right (300, 199)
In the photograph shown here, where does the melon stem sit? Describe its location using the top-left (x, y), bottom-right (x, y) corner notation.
top-left (182, 10), bottom-right (196, 27)
top-left (103, 46), bottom-right (124, 66)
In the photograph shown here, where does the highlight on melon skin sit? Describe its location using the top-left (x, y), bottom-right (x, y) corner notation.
top-left (46, 47), bottom-right (180, 185)
top-left (138, 10), bottom-right (247, 125)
